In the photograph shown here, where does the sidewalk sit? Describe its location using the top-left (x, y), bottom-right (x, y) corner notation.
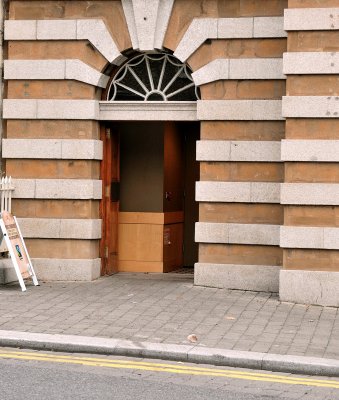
top-left (0, 273), bottom-right (338, 375)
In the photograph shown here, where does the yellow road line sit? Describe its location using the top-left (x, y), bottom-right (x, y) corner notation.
top-left (0, 351), bottom-right (338, 389)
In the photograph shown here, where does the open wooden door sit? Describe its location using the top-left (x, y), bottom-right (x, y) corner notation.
top-left (100, 123), bottom-right (119, 275)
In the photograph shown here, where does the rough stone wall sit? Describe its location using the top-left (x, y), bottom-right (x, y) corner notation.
top-left (2, 0), bottom-right (339, 305)
top-left (2, 0), bottom-right (131, 281)
top-left (279, 0), bottom-right (339, 306)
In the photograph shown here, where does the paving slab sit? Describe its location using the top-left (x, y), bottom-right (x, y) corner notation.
top-left (0, 273), bottom-right (338, 375)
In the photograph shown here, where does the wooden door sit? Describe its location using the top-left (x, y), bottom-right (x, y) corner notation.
top-left (100, 124), bottom-right (119, 275)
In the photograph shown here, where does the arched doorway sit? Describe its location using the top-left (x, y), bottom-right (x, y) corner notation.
top-left (101, 52), bottom-right (200, 275)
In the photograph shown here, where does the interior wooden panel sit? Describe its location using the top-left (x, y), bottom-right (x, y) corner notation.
top-left (117, 260), bottom-right (163, 273)
top-left (118, 223), bottom-right (163, 263)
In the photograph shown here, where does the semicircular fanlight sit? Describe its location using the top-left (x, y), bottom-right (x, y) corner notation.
top-left (107, 53), bottom-right (200, 101)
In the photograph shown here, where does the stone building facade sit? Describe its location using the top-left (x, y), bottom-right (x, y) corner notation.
top-left (0, 0), bottom-right (338, 306)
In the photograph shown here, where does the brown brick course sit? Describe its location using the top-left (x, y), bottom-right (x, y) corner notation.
top-left (12, 199), bottom-right (100, 219)
top-left (288, 32), bottom-right (339, 52)
top-left (8, 41), bottom-right (108, 72)
top-left (200, 162), bottom-right (283, 182)
top-left (285, 163), bottom-right (339, 183)
top-left (6, 159), bottom-right (100, 179)
top-left (189, 39), bottom-right (286, 71)
top-left (8, 80), bottom-right (98, 100)
top-left (25, 238), bottom-right (99, 259)
top-left (201, 80), bottom-right (285, 100)
top-left (287, 76), bottom-right (339, 96)
top-left (284, 249), bottom-right (339, 272)
top-left (201, 121), bottom-right (285, 140)
top-left (199, 243), bottom-right (283, 266)
top-left (9, 0), bottom-right (131, 51)
top-left (284, 206), bottom-right (339, 227)
top-left (6, 120), bottom-right (100, 139)
top-left (200, 203), bottom-right (283, 224)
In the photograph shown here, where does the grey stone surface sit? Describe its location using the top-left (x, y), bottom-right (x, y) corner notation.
top-left (280, 270), bottom-right (339, 307)
top-left (284, 8), bottom-right (339, 31)
top-left (0, 273), bottom-right (338, 374)
top-left (281, 183), bottom-right (339, 205)
top-left (5, 19), bottom-right (125, 65)
top-left (174, 18), bottom-right (218, 62)
top-left (12, 179), bottom-right (102, 200)
top-left (284, 52), bottom-right (339, 75)
top-left (37, 20), bottom-right (76, 40)
top-left (194, 263), bottom-right (280, 292)
top-left (17, 218), bottom-right (102, 239)
top-left (192, 59), bottom-right (229, 86)
top-left (0, 258), bottom-right (101, 283)
top-left (121, 0), bottom-right (139, 49)
top-left (154, 0), bottom-right (175, 50)
top-left (33, 258), bottom-right (101, 281)
top-left (280, 226), bottom-right (324, 249)
top-left (197, 100), bottom-right (283, 121)
top-left (253, 16), bottom-right (286, 38)
top-left (174, 17), bottom-right (285, 62)
top-left (195, 222), bottom-right (280, 246)
top-left (282, 96), bottom-right (339, 118)
top-left (281, 139), bottom-right (339, 162)
top-left (196, 182), bottom-right (280, 203)
top-left (76, 19), bottom-right (125, 65)
top-left (229, 58), bottom-right (284, 80)
top-left (4, 100), bottom-right (99, 120)
top-left (4, 20), bottom-right (37, 40)
top-left (99, 101), bottom-right (197, 121)
top-left (217, 18), bottom-right (253, 38)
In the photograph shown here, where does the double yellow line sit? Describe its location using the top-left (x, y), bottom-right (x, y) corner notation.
top-left (0, 350), bottom-right (339, 389)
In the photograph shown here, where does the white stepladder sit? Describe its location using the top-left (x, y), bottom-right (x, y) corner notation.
top-left (0, 177), bottom-right (38, 291)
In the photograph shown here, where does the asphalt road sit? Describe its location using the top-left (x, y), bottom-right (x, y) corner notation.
top-left (0, 348), bottom-right (338, 400)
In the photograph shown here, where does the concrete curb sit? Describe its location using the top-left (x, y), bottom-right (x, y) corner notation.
top-left (0, 329), bottom-right (338, 377)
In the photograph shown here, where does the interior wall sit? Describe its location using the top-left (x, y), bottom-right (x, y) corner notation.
top-left (119, 122), bottom-right (164, 212)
